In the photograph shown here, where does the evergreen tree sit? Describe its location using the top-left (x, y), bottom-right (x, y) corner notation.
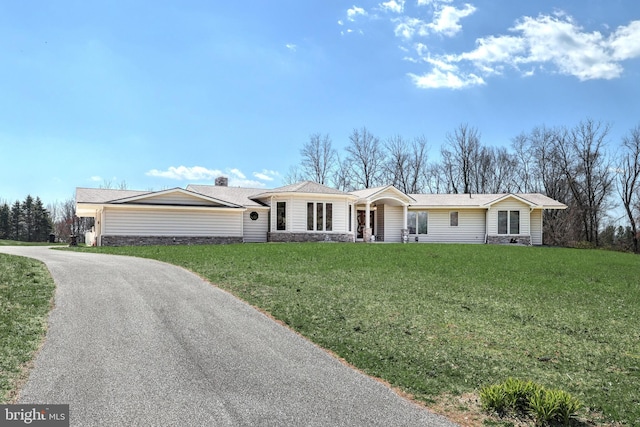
top-left (33, 197), bottom-right (52, 241)
top-left (0, 203), bottom-right (10, 239)
top-left (22, 195), bottom-right (34, 241)
top-left (10, 200), bottom-right (22, 240)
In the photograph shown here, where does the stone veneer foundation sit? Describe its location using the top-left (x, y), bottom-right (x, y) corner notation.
top-left (267, 232), bottom-right (354, 243)
top-left (486, 235), bottom-right (531, 245)
top-left (101, 235), bottom-right (243, 246)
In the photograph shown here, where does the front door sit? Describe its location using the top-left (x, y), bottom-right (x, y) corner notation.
top-left (356, 210), bottom-right (375, 239)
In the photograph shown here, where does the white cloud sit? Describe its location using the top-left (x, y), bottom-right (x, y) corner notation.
top-left (428, 3), bottom-right (476, 37)
top-left (412, 14), bottom-right (640, 89)
top-left (253, 170), bottom-right (280, 181)
top-left (408, 67), bottom-right (484, 89)
top-left (380, 0), bottom-right (404, 14)
top-left (285, 43), bottom-right (297, 52)
top-left (394, 17), bottom-right (430, 40)
top-left (417, 0), bottom-right (453, 5)
top-left (347, 6), bottom-right (367, 21)
top-left (228, 168), bottom-right (246, 179)
top-left (146, 166), bottom-right (222, 181)
top-left (608, 20), bottom-right (640, 61)
top-left (90, 176), bottom-right (102, 182)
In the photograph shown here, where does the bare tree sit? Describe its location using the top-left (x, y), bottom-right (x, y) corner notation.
top-left (618, 125), bottom-right (640, 252)
top-left (383, 135), bottom-right (429, 193)
top-left (100, 180), bottom-right (128, 190)
top-left (441, 124), bottom-right (481, 193)
top-left (345, 127), bottom-right (384, 189)
top-left (299, 133), bottom-right (337, 185)
top-left (513, 126), bottom-right (574, 245)
top-left (283, 165), bottom-right (305, 185)
top-left (332, 155), bottom-right (354, 192)
top-left (424, 162), bottom-right (447, 194)
top-left (556, 119), bottom-right (614, 245)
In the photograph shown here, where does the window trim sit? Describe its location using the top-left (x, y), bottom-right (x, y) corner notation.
top-left (276, 201), bottom-right (286, 231)
top-left (407, 210), bottom-right (428, 235)
top-left (497, 209), bottom-right (521, 235)
top-left (306, 202), bottom-right (333, 232)
top-left (449, 211), bottom-right (459, 227)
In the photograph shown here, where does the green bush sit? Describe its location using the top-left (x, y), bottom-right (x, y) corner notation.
top-left (480, 378), bottom-right (582, 426)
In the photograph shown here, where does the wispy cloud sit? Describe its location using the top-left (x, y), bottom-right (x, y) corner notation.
top-left (285, 43), bottom-right (297, 52)
top-left (146, 166), bottom-right (222, 181)
top-left (146, 166), bottom-right (279, 187)
top-left (253, 170), bottom-right (279, 181)
top-left (342, 1), bottom-right (640, 89)
top-left (428, 3), bottom-right (476, 36)
top-left (347, 5), bottom-right (367, 21)
top-left (439, 14), bottom-right (640, 82)
top-left (380, 0), bottom-right (405, 14)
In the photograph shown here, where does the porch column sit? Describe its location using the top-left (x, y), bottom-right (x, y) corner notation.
top-left (364, 201), bottom-right (372, 243)
top-left (401, 204), bottom-right (409, 243)
top-left (403, 205), bottom-right (408, 228)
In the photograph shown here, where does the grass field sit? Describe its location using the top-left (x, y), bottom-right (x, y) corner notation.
top-left (81, 243), bottom-right (639, 425)
top-left (0, 253), bottom-right (55, 403)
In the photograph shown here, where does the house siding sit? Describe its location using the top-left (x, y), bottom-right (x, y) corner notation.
top-left (382, 205), bottom-right (404, 243)
top-left (243, 208), bottom-right (269, 243)
top-left (410, 209), bottom-right (486, 244)
top-left (103, 208), bottom-right (243, 237)
top-left (487, 199), bottom-right (531, 236)
top-left (376, 205), bottom-right (385, 241)
top-left (531, 209), bottom-right (542, 245)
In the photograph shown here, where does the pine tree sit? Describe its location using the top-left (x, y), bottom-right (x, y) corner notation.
top-left (22, 195), bottom-right (34, 241)
top-left (10, 200), bottom-right (22, 240)
top-left (33, 197), bottom-right (52, 241)
top-left (0, 203), bottom-right (10, 239)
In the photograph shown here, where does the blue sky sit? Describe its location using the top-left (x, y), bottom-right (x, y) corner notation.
top-left (1, 0), bottom-right (639, 204)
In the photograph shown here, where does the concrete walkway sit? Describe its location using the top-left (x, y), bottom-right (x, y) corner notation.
top-left (0, 246), bottom-right (459, 427)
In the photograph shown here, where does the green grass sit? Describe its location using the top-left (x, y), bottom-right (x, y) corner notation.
top-left (75, 243), bottom-right (640, 425)
top-left (0, 240), bottom-right (61, 246)
top-left (0, 253), bottom-right (55, 402)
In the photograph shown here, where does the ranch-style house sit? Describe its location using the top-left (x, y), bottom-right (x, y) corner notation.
top-left (75, 178), bottom-right (567, 247)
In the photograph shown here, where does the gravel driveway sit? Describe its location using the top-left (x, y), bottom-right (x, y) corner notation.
top-left (0, 246), bottom-right (459, 427)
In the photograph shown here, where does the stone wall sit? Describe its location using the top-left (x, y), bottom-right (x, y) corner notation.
top-left (101, 235), bottom-right (243, 247)
top-left (267, 232), bottom-right (354, 243)
top-left (486, 235), bottom-right (531, 245)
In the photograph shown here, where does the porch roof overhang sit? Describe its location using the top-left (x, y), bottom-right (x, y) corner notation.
top-left (351, 185), bottom-right (415, 207)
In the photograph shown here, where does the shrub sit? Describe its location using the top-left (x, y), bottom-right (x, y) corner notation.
top-left (480, 378), bottom-right (582, 426)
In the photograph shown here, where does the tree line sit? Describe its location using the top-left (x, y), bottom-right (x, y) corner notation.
top-left (286, 118), bottom-right (640, 252)
top-left (0, 196), bottom-right (53, 242)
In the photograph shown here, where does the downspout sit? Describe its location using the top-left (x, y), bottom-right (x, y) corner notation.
top-left (484, 208), bottom-right (488, 244)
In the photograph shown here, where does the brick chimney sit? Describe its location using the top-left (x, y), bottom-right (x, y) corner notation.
top-left (215, 176), bottom-right (228, 186)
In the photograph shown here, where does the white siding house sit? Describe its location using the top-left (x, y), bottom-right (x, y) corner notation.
top-left (76, 182), bottom-right (566, 246)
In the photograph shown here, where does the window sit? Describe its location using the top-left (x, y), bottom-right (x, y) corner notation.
top-left (307, 203), bottom-right (314, 231)
top-left (450, 211), bottom-right (459, 227)
top-left (307, 202), bottom-right (333, 231)
top-left (510, 211), bottom-right (520, 234)
top-left (498, 211), bottom-right (508, 234)
top-left (316, 203), bottom-right (324, 231)
top-left (348, 204), bottom-right (352, 232)
top-left (277, 202), bottom-right (286, 230)
top-left (418, 211), bottom-right (428, 234)
top-left (498, 210), bottom-right (520, 234)
top-left (407, 212), bottom-right (416, 234)
top-left (407, 211), bottom-right (428, 234)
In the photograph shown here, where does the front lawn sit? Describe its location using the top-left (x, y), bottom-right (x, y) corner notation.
top-left (78, 243), bottom-right (640, 425)
top-left (0, 253), bottom-right (55, 402)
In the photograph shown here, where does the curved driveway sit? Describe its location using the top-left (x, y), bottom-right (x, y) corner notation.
top-left (0, 246), bottom-right (458, 427)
